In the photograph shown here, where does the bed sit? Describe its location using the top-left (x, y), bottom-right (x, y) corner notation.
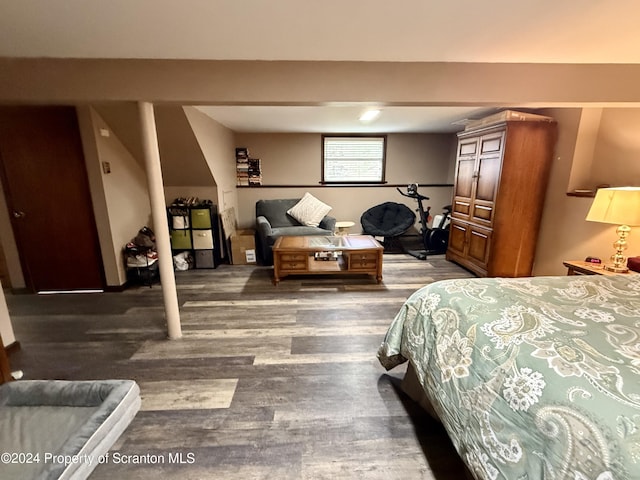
top-left (378, 274), bottom-right (640, 480)
top-left (0, 334), bottom-right (141, 480)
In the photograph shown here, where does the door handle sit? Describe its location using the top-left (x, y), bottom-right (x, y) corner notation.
top-left (12, 211), bottom-right (25, 219)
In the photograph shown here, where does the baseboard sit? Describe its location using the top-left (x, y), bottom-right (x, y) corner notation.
top-left (5, 341), bottom-right (21, 356)
top-left (104, 284), bottom-right (127, 292)
top-left (7, 287), bottom-right (31, 295)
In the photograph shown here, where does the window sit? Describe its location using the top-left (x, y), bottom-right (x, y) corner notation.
top-left (322, 135), bottom-right (386, 183)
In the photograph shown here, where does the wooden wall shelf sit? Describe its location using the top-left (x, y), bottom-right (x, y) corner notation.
top-left (566, 190), bottom-right (596, 197)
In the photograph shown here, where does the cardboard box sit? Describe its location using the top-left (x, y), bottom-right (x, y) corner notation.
top-left (221, 207), bottom-right (256, 265)
top-left (231, 229), bottom-right (256, 265)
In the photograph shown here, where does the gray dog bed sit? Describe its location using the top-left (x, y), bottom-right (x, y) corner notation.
top-left (0, 379), bottom-right (140, 480)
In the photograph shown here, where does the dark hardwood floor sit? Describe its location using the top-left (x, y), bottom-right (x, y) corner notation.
top-left (6, 251), bottom-right (475, 479)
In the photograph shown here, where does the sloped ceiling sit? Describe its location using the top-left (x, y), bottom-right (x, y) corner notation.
top-left (154, 106), bottom-right (214, 186)
top-left (94, 104), bottom-right (214, 185)
top-left (93, 103), bottom-right (145, 162)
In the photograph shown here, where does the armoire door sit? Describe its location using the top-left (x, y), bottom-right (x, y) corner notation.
top-left (471, 132), bottom-right (503, 226)
top-left (0, 106), bottom-right (104, 292)
top-left (471, 154), bottom-right (501, 225)
top-left (452, 137), bottom-right (478, 219)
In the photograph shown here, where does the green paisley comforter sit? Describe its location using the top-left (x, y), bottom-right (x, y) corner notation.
top-left (378, 274), bottom-right (640, 480)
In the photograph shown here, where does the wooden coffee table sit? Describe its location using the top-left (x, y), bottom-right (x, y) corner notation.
top-left (272, 235), bottom-right (383, 285)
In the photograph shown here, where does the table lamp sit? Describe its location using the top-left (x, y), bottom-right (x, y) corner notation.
top-left (586, 187), bottom-right (640, 273)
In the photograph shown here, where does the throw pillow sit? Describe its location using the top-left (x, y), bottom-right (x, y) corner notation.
top-left (287, 192), bottom-right (332, 227)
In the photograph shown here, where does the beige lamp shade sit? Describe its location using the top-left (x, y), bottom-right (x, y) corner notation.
top-left (586, 187), bottom-right (640, 226)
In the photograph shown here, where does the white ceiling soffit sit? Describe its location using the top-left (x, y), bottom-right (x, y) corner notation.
top-left (195, 105), bottom-right (500, 133)
top-left (1, 1), bottom-right (639, 64)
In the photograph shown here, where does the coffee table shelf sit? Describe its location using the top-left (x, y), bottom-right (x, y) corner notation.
top-left (272, 235), bottom-right (383, 284)
top-left (307, 256), bottom-right (347, 273)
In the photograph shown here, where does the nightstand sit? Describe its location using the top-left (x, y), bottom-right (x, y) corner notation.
top-left (563, 260), bottom-right (625, 276)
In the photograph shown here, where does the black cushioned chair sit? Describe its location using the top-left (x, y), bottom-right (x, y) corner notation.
top-left (360, 202), bottom-right (416, 252)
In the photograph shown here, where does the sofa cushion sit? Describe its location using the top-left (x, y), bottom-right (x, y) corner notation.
top-left (286, 192), bottom-right (332, 227)
top-left (269, 226), bottom-right (333, 239)
top-left (256, 199), bottom-right (301, 227)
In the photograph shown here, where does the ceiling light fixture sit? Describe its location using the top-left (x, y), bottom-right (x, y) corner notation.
top-left (359, 109), bottom-right (381, 123)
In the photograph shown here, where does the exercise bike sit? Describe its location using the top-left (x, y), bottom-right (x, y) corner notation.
top-left (397, 184), bottom-right (452, 260)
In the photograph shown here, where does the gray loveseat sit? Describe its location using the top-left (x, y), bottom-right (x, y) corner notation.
top-left (256, 198), bottom-right (336, 265)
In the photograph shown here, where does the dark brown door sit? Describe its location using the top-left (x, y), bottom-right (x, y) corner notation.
top-left (0, 106), bottom-right (104, 292)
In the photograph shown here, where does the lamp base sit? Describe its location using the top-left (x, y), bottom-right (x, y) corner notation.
top-left (604, 264), bottom-right (629, 273)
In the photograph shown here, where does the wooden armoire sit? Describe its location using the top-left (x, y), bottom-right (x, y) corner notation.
top-left (446, 113), bottom-right (557, 277)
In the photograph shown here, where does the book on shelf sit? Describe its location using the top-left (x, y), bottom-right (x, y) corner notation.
top-left (235, 148), bottom-right (262, 186)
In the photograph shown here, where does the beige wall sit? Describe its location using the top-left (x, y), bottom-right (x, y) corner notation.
top-left (535, 108), bottom-right (640, 275)
top-left (566, 108), bottom-right (602, 192)
top-left (183, 107), bottom-right (238, 216)
top-left (164, 186), bottom-right (218, 206)
top-left (0, 280), bottom-right (16, 347)
top-left (79, 107), bottom-right (153, 286)
top-left (234, 132), bottom-right (456, 232)
top-left (591, 109), bottom-right (640, 188)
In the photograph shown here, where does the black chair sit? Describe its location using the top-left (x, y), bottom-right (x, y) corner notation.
top-left (360, 202), bottom-right (416, 252)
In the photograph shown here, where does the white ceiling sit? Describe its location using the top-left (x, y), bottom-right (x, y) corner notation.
top-left (195, 105), bottom-right (501, 134)
top-left (2, 0), bottom-right (639, 63)
top-left (2, 0), bottom-right (639, 132)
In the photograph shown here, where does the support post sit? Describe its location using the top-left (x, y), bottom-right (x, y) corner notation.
top-left (138, 102), bottom-right (182, 339)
